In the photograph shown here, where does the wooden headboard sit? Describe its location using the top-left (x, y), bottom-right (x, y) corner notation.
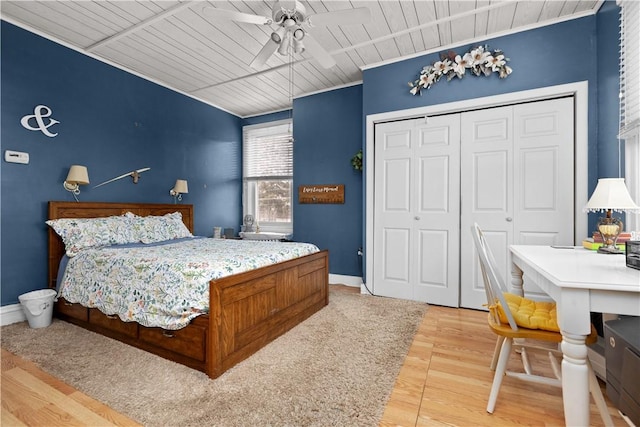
top-left (47, 201), bottom-right (194, 289)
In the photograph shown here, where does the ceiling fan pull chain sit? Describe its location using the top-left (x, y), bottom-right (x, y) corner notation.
top-left (290, 50), bottom-right (294, 106)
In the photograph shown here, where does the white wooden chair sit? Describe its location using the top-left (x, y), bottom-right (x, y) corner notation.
top-left (471, 223), bottom-right (613, 425)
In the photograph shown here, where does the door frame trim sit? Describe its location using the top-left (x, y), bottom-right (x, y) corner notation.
top-left (364, 81), bottom-right (589, 292)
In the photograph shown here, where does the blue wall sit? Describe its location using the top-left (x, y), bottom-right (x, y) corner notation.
top-left (597, 1), bottom-right (624, 179)
top-left (292, 86), bottom-right (364, 277)
top-left (242, 110), bottom-right (292, 126)
top-left (1, 21), bottom-right (242, 306)
top-left (363, 16), bottom-right (598, 116)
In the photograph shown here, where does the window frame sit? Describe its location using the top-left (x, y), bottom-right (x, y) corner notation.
top-left (242, 119), bottom-right (293, 234)
top-left (619, 0), bottom-right (640, 230)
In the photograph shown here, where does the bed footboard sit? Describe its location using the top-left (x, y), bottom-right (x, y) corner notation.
top-left (207, 249), bottom-right (329, 378)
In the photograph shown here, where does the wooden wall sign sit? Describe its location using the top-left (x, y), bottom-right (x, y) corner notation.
top-left (298, 184), bottom-right (345, 204)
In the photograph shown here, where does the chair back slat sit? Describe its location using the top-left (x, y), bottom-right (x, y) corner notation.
top-left (471, 223), bottom-right (518, 331)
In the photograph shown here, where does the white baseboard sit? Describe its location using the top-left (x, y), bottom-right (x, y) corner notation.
top-left (1, 304), bottom-right (26, 326)
top-left (328, 274), bottom-right (362, 288)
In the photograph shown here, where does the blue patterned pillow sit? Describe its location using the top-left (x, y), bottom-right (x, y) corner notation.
top-left (131, 212), bottom-right (193, 244)
top-left (46, 214), bottom-right (137, 257)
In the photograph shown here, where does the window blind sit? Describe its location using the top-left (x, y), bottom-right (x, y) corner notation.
top-left (619, 0), bottom-right (640, 136)
top-left (243, 121), bottom-right (293, 179)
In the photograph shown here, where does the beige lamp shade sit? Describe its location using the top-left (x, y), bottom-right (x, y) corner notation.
top-left (66, 165), bottom-right (90, 185)
top-left (584, 178), bottom-right (639, 213)
top-left (173, 179), bottom-right (188, 194)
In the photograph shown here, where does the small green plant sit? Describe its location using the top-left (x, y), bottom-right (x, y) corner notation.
top-left (351, 149), bottom-right (363, 171)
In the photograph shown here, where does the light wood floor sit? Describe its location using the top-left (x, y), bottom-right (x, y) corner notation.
top-left (1, 348), bottom-right (141, 426)
top-left (380, 304), bottom-right (626, 427)
top-left (1, 287), bottom-right (627, 427)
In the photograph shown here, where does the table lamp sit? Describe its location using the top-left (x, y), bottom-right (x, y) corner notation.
top-left (584, 178), bottom-right (639, 254)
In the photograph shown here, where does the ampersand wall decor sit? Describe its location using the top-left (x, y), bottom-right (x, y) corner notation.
top-left (20, 104), bottom-right (60, 137)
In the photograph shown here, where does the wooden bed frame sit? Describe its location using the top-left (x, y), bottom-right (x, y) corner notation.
top-left (47, 201), bottom-right (329, 379)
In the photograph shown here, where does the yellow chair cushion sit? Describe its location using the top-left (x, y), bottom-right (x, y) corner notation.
top-left (497, 293), bottom-right (560, 332)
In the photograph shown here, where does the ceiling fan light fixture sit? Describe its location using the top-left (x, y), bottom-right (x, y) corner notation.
top-left (283, 17), bottom-right (296, 29)
top-left (293, 27), bottom-right (305, 41)
top-left (271, 27), bottom-right (285, 44)
top-left (293, 38), bottom-right (304, 54)
top-left (278, 32), bottom-right (291, 55)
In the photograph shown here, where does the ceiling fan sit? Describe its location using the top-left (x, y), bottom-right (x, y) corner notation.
top-left (203, 1), bottom-right (371, 69)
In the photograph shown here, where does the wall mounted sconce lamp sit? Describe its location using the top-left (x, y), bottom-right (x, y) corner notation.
top-left (584, 178), bottom-right (639, 253)
top-left (170, 179), bottom-right (188, 203)
top-left (63, 165), bottom-right (89, 202)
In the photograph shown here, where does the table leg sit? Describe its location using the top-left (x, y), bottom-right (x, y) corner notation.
top-left (560, 331), bottom-right (590, 426)
top-left (510, 263), bottom-right (524, 296)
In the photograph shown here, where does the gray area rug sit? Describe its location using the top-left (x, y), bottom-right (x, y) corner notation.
top-left (1, 288), bottom-right (427, 426)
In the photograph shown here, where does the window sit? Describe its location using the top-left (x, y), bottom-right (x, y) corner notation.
top-left (619, 0), bottom-right (639, 136)
top-left (619, 0), bottom-right (640, 230)
top-left (242, 119), bottom-right (293, 234)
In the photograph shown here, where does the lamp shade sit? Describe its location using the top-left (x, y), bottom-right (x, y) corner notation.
top-left (66, 165), bottom-right (89, 185)
top-left (584, 178), bottom-right (639, 212)
top-left (173, 179), bottom-right (188, 194)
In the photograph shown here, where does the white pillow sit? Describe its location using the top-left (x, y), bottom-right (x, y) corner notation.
top-left (131, 212), bottom-right (193, 244)
top-left (46, 214), bottom-right (137, 257)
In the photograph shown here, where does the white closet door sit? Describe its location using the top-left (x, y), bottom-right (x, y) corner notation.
top-left (374, 115), bottom-right (461, 306)
top-left (413, 116), bottom-right (461, 305)
top-left (460, 98), bottom-right (575, 308)
top-left (512, 97), bottom-right (575, 298)
top-left (373, 120), bottom-right (414, 301)
top-left (460, 106), bottom-right (514, 310)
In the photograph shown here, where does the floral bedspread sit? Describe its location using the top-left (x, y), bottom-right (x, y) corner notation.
top-left (58, 238), bottom-right (320, 330)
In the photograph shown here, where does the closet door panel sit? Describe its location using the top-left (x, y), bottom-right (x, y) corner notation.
top-left (374, 121), bottom-right (415, 300)
top-left (382, 228), bottom-right (411, 282)
top-left (514, 97), bottom-right (575, 299)
top-left (413, 116), bottom-right (460, 306)
top-left (384, 158), bottom-right (411, 212)
top-left (514, 97), bottom-right (574, 247)
top-left (521, 148), bottom-right (557, 210)
top-left (460, 106), bottom-right (514, 310)
top-left (474, 151), bottom-right (509, 212)
top-left (417, 229), bottom-right (448, 287)
top-left (419, 155), bottom-right (449, 212)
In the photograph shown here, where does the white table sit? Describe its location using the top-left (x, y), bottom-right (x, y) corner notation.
top-left (509, 245), bottom-right (640, 426)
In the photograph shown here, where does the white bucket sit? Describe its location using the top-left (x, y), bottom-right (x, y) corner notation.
top-left (18, 289), bottom-right (57, 329)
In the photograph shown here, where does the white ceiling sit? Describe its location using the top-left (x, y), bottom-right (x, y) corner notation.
top-left (1, 1), bottom-right (603, 118)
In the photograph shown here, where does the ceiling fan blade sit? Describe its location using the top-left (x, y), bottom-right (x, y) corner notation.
top-left (250, 38), bottom-right (279, 69)
top-left (276, 0), bottom-right (296, 11)
top-left (302, 34), bottom-right (336, 69)
top-left (202, 6), bottom-right (271, 25)
top-left (308, 7), bottom-right (371, 27)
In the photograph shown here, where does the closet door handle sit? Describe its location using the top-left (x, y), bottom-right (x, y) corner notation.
top-left (414, 216), bottom-right (420, 220)
top-left (506, 217), bottom-right (513, 222)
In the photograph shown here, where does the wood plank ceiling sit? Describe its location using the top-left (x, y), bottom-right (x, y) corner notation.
top-left (1, 1), bottom-right (602, 118)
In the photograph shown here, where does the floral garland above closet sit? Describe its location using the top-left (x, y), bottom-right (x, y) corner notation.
top-left (409, 45), bottom-right (512, 96)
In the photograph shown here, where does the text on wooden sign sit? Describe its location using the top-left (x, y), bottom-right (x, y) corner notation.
top-left (298, 184), bottom-right (345, 204)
